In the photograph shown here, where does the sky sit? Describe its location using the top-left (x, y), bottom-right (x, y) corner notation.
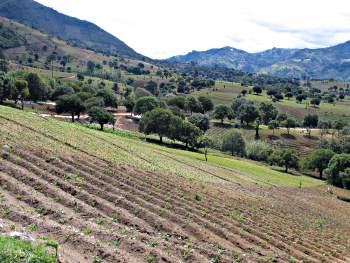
top-left (35, 0), bottom-right (350, 59)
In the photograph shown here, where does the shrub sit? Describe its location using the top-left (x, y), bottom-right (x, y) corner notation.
top-left (245, 140), bottom-right (273, 162)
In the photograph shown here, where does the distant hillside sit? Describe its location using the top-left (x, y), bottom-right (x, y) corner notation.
top-left (0, 16), bottom-right (158, 81)
top-left (169, 43), bottom-right (350, 81)
top-left (0, 0), bottom-right (144, 59)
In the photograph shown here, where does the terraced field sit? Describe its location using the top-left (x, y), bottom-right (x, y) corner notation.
top-left (1, 106), bottom-right (350, 263)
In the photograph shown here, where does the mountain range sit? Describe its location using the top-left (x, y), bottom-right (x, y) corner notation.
top-left (0, 0), bottom-right (144, 59)
top-left (168, 43), bottom-right (350, 81)
top-left (1, 0), bottom-right (350, 81)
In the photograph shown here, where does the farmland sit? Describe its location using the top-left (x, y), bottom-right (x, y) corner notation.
top-left (192, 81), bottom-right (350, 122)
top-left (1, 106), bottom-right (350, 262)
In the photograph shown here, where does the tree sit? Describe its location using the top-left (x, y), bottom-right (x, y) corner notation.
top-left (84, 97), bottom-right (105, 111)
top-left (144, 81), bottom-right (159, 95)
top-left (281, 118), bottom-right (296, 135)
top-left (124, 96), bottom-right (135, 113)
top-left (167, 96), bottom-right (186, 110)
top-left (326, 154), bottom-right (350, 188)
top-left (296, 94), bottom-right (304, 103)
top-left (310, 97), bottom-right (321, 107)
top-left (339, 168), bottom-right (350, 189)
top-left (97, 88), bottom-right (118, 108)
top-left (252, 86), bottom-right (262, 95)
top-left (0, 50), bottom-right (8, 72)
top-left (51, 85), bottom-right (74, 101)
top-left (140, 108), bottom-right (176, 143)
top-left (237, 103), bottom-right (259, 126)
top-left (333, 120), bottom-right (348, 136)
top-left (13, 80), bottom-right (29, 109)
top-left (277, 113), bottom-right (287, 124)
top-left (241, 89), bottom-right (247, 96)
top-left (186, 96), bottom-right (203, 114)
top-left (213, 105), bottom-right (232, 124)
top-left (318, 121), bottom-right (331, 138)
top-left (198, 135), bottom-right (212, 162)
top-left (303, 149), bottom-right (335, 179)
top-left (269, 149), bottom-right (298, 173)
top-left (231, 97), bottom-right (248, 115)
top-left (179, 121), bottom-right (203, 149)
top-left (88, 107), bottom-right (115, 131)
top-left (0, 72), bottom-right (14, 104)
top-left (268, 120), bottom-right (279, 135)
top-left (134, 96), bottom-right (160, 115)
top-left (198, 96), bottom-right (214, 112)
top-left (87, 61), bottom-right (95, 74)
top-left (55, 94), bottom-right (85, 122)
top-left (303, 114), bottom-right (319, 137)
top-left (285, 92), bottom-right (293, 100)
top-left (26, 73), bottom-right (49, 101)
top-left (188, 113), bottom-right (210, 132)
top-left (259, 102), bottom-right (278, 125)
top-left (134, 87), bottom-right (152, 99)
top-left (221, 131), bottom-right (245, 157)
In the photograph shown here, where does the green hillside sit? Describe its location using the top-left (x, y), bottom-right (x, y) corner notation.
top-left (0, 0), bottom-right (143, 59)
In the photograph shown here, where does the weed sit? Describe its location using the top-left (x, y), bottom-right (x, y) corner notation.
top-left (194, 193), bottom-right (201, 202)
top-left (27, 223), bottom-right (37, 232)
top-left (82, 228), bottom-right (92, 236)
top-left (0, 235), bottom-right (56, 263)
top-left (2, 207), bottom-right (10, 218)
top-left (111, 212), bottom-right (119, 222)
top-left (146, 254), bottom-right (156, 263)
top-left (147, 240), bottom-right (158, 247)
top-left (96, 218), bottom-right (104, 225)
top-left (112, 239), bottom-right (121, 250)
top-left (315, 217), bottom-right (325, 230)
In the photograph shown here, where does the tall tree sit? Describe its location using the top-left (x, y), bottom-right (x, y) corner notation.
top-left (13, 80), bottom-right (29, 109)
top-left (303, 149), bottom-right (335, 179)
top-left (88, 106), bottom-right (115, 131)
top-left (56, 94), bottom-right (85, 122)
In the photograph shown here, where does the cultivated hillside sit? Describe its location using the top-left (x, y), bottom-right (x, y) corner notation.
top-left (0, 0), bottom-right (144, 59)
top-left (1, 106), bottom-right (350, 262)
top-left (169, 43), bottom-right (350, 81)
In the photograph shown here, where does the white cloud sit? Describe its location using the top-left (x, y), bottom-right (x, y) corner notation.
top-left (35, 0), bottom-right (350, 58)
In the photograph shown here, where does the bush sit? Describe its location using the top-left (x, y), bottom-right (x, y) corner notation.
top-left (245, 140), bottom-right (273, 162)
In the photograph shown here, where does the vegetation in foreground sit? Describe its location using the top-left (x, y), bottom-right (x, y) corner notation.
top-left (0, 235), bottom-right (56, 263)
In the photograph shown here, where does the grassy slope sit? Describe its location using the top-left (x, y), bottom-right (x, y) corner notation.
top-left (193, 81), bottom-right (350, 122)
top-left (0, 105), bottom-right (321, 188)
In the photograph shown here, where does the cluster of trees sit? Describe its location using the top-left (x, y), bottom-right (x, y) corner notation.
top-left (172, 64), bottom-right (300, 91)
top-left (213, 98), bottom-right (292, 139)
top-left (219, 130), bottom-right (299, 172)
top-left (54, 83), bottom-right (117, 129)
top-left (129, 95), bottom-right (214, 120)
top-left (0, 72), bottom-right (51, 105)
top-left (302, 148), bottom-right (350, 189)
top-left (140, 108), bottom-right (203, 148)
